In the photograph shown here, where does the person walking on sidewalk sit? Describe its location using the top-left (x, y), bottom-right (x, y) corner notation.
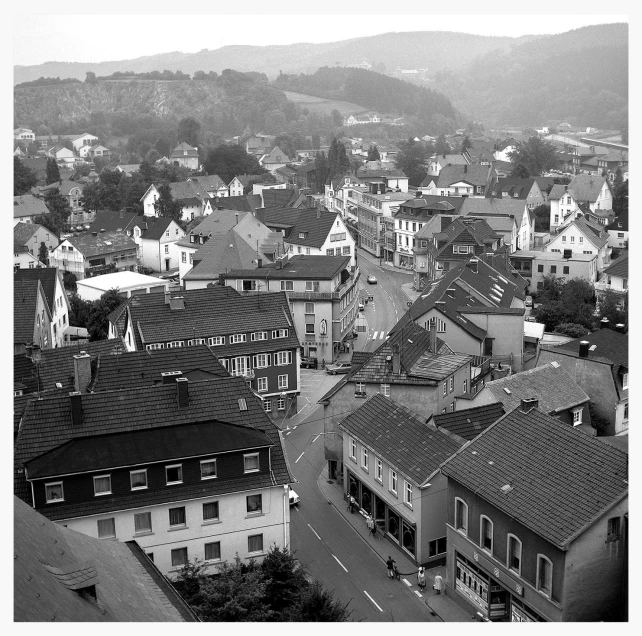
top-left (386, 557), bottom-right (396, 579)
top-left (347, 495), bottom-right (356, 514)
top-left (366, 514), bottom-right (373, 535)
top-left (370, 517), bottom-right (378, 539)
top-left (434, 573), bottom-right (444, 595)
top-left (417, 567), bottom-right (426, 592)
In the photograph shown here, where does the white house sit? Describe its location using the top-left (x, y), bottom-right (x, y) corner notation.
top-left (76, 271), bottom-right (169, 301)
top-left (548, 175), bottom-right (614, 231)
top-left (140, 182), bottom-right (212, 223)
top-left (14, 127), bottom-right (35, 142)
top-left (545, 216), bottom-right (611, 272)
top-left (131, 217), bottom-right (186, 272)
top-left (71, 133), bottom-right (99, 153)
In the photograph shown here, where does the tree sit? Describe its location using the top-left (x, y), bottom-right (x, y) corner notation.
top-left (331, 109), bottom-right (343, 127)
top-left (311, 133), bottom-right (321, 150)
top-left (327, 138), bottom-right (350, 181)
top-left (435, 134), bottom-right (451, 155)
top-left (85, 71), bottom-right (97, 84)
top-left (177, 117), bottom-right (201, 147)
top-left (38, 241), bottom-right (48, 265)
top-left (259, 546), bottom-right (308, 616)
top-left (510, 163), bottom-right (531, 179)
top-left (555, 323), bottom-right (590, 338)
top-left (507, 136), bottom-right (558, 176)
top-left (395, 138), bottom-right (429, 186)
top-left (203, 145), bottom-right (265, 184)
top-left (533, 276), bottom-right (596, 331)
top-left (315, 151), bottom-right (329, 192)
top-left (153, 182), bottom-right (183, 223)
top-left (597, 289), bottom-right (627, 327)
top-left (63, 272), bottom-right (77, 293)
top-left (14, 156), bottom-right (38, 195)
top-left (68, 292), bottom-right (92, 327)
top-left (367, 145), bottom-right (380, 161)
top-left (460, 135), bottom-right (472, 152)
top-left (45, 158), bottom-right (61, 185)
top-left (612, 177), bottom-right (628, 216)
top-left (532, 204), bottom-right (551, 232)
top-left (291, 582), bottom-right (352, 622)
top-left (87, 288), bottom-right (124, 341)
top-left (34, 188), bottom-right (71, 236)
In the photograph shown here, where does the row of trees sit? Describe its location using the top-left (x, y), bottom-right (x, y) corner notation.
top-left (173, 547), bottom-right (351, 622)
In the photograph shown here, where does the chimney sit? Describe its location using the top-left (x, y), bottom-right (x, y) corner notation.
top-left (578, 340), bottom-right (590, 357)
top-left (317, 208), bottom-right (321, 219)
top-left (257, 258), bottom-right (262, 268)
top-left (119, 209), bottom-right (125, 218)
top-left (92, 232), bottom-right (98, 237)
top-left (600, 317), bottom-right (610, 329)
top-left (73, 352), bottom-right (91, 393)
top-left (276, 259), bottom-right (282, 270)
top-left (69, 391), bottom-right (83, 426)
top-left (564, 185), bottom-right (568, 191)
top-left (161, 370), bottom-right (183, 384)
top-left (447, 288), bottom-right (456, 299)
top-left (169, 296), bottom-right (185, 310)
top-left (464, 165), bottom-right (467, 173)
top-left (429, 323), bottom-right (437, 353)
top-left (218, 273), bottom-right (226, 286)
top-left (468, 258), bottom-right (479, 273)
top-left (176, 377), bottom-right (189, 408)
top-left (164, 291), bottom-right (171, 304)
top-left (520, 397), bottom-right (538, 413)
top-left (392, 344), bottom-right (400, 375)
top-left (235, 213), bottom-right (239, 225)
top-left (615, 323), bottom-right (626, 333)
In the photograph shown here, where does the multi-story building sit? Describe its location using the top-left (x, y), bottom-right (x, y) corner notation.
top-left (440, 401), bottom-right (628, 621)
top-left (487, 178), bottom-right (547, 211)
top-left (545, 216), bottom-right (611, 272)
top-left (169, 142), bottom-right (199, 170)
top-left (548, 175), bottom-right (613, 231)
top-left (14, 376), bottom-right (294, 578)
top-left (594, 254), bottom-right (628, 311)
top-left (14, 277), bottom-right (52, 354)
top-left (225, 254), bottom-right (360, 362)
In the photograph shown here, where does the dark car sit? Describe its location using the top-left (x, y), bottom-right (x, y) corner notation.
top-left (300, 356), bottom-right (318, 369)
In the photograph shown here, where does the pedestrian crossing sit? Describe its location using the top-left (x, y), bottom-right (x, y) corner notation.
top-left (371, 330), bottom-right (387, 340)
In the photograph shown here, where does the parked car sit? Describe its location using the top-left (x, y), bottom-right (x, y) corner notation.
top-left (367, 275), bottom-right (378, 284)
top-left (525, 295), bottom-right (533, 308)
top-left (326, 361), bottom-right (351, 375)
top-left (300, 356), bottom-right (318, 369)
top-left (288, 486), bottom-right (300, 506)
top-left (358, 301), bottom-right (365, 311)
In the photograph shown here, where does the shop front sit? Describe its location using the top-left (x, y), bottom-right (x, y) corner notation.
top-left (347, 469), bottom-right (417, 562)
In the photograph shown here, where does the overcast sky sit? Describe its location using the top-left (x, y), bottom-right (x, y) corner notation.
top-left (13, 4), bottom-right (628, 67)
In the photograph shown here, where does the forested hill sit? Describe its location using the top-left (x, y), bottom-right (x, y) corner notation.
top-left (273, 67), bottom-right (460, 131)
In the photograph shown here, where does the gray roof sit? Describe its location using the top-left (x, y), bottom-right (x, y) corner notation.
top-left (14, 194), bottom-right (49, 218)
top-left (65, 231), bottom-right (138, 257)
top-left (432, 403), bottom-right (505, 441)
top-left (227, 255), bottom-right (350, 280)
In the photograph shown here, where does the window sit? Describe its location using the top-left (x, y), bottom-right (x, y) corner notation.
top-left (93, 475), bottom-right (112, 496)
top-left (254, 353), bottom-right (269, 368)
top-left (208, 336), bottom-right (225, 346)
top-left (404, 481), bottom-right (413, 507)
top-left (272, 329), bottom-right (289, 338)
top-left (561, 236), bottom-right (566, 242)
top-left (277, 397), bottom-right (286, 410)
top-left (257, 377), bottom-right (268, 392)
top-left (537, 555), bottom-right (553, 598)
top-left (622, 373), bottom-right (628, 390)
top-left (171, 548), bottom-right (188, 568)
top-left (305, 323), bottom-right (315, 334)
top-left (200, 459), bottom-right (217, 479)
top-left (480, 516), bottom-right (493, 552)
top-left (455, 498), bottom-right (468, 534)
top-left (348, 437), bottom-right (357, 461)
top-left (537, 264), bottom-right (544, 273)
top-left (305, 281), bottom-right (320, 293)
top-left (380, 383), bottom-right (390, 397)
top-left (361, 447), bottom-right (369, 471)
top-left (572, 409), bottom-right (583, 426)
top-left (624, 403), bottom-right (629, 420)
top-left (203, 501), bottom-right (219, 521)
top-left (443, 382), bottom-right (447, 397)
top-left (134, 512), bottom-right (152, 535)
top-left (537, 281), bottom-right (544, 290)
top-left (244, 453), bottom-right (259, 473)
top-left (550, 266), bottom-right (557, 274)
top-left (507, 535), bottom-right (522, 574)
top-left (187, 338), bottom-right (205, 346)
top-left (278, 374), bottom-right (288, 389)
top-left (241, 279), bottom-right (256, 291)
top-left (45, 481), bottom-right (64, 503)
top-left (375, 458), bottom-right (383, 483)
top-left (205, 542), bottom-right (221, 562)
top-left (463, 379), bottom-right (467, 393)
top-left (166, 464), bottom-right (183, 485)
top-left (167, 341), bottom-right (184, 348)
top-left (563, 266), bottom-right (570, 275)
top-left (429, 537), bottom-right (447, 557)
top-left (343, 245), bottom-right (351, 255)
top-left (390, 470), bottom-right (398, 495)
top-left (607, 517), bottom-right (621, 541)
top-left (230, 333), bottom-right (247, 344)
top-left (169, 507), bottom-right (186, 528)
top-left (97, 518), bottom-right (116, 539)
top-left (304, 302), bottom-right (315, 314)
top-left (276, 351), bottom-right (292, 366)
top-left (247, 494), bottom-right (262, 514)
top-left (248, 534), bottom-right (264, 554)
top-left (570, 235), bottom-right (575, 243)
top-left (449, 377), bottom-right (454, 392)
top-left (263, 399), bottom-right (272, 413)
top-left (164, 245), bottom-right (169, 254)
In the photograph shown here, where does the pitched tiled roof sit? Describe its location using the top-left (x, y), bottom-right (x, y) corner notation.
top-left (437, 164), bottom-right (492, 188)
top-left (555, 328), bottom-right (628, 369)
top-left (263, 207), bottom-right (339, 249)
top-left (14, 497), bottom-right (197, 621)
top-left (13, 222), bottom-right (41, 245)
top-left (136, 216), bottom-right (175, 241)
top-left (65, 231), bottom-right (137, 257)
top-left (340, 394), bottom-right (465, 486)
top-left (88, 210), bottom-right (140, 233)
top-left (485, 363), bottom-right (589, 415)
top-left (261, 187), bottom-right (299, 208)
top-left (15, 377), bottom-right (293, 511)
top-left (168, 180), bottom-right (208, 201)
top-left (176, 209), bottom-right (252, 248)
top-left (217, 194), bottom-right (262, 212)
top-left (91, 344), bottom-right (229, 392)
top-left (435, 219), bottom-right (500, 259)
top-left (489, 178), bottom-right (537, 200)
top-left (170, 142), bottom-right (198, 158)
top-left (356, 168), bottom-right (407, 179)
top-left (14, 194), bottom-right (49, 218)
top-left (566, 174), bottom-right (611, 203)
top-left (40, 179), bottom-right (85, 197)
top-left (432, 403), bottom-right (505, 441)
top-left (602, 254), bottom-right (627, 278)
top-left (440, 405), bottom-right (628, 548)
top-left (460, 197), bottom-right (528, 226)
top-left (14, 279), bottom-right (43, 345)
top-left (562, 216), bottom-right (609, 250)
top-left (227, 255), bottom-right (350, 280)
top-left (14, 267), bottom-right (60, 316)
top-left (190, 174), bottom-right (227, 190)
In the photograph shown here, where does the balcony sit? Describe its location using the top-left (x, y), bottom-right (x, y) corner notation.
top-left (288, 269), bottom-right (360, 302)
top-left (471, 355), bottom-right (491, 381)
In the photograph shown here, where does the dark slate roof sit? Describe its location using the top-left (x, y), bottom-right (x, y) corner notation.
top-left (488, 178), bottom-right (538, 200)
top-left (478, 253), bottom-right (527, 299)
top-left (14, 279), bottom-right (43, 345)
top-left (432, 403), bottom-right (505, 441)
top-left (66, 231), bottom-right (137, 257)
top-left (217, 194), bottom-right (262, 212)
top-left (14, 354), bottom-right (39, 394)
top-left (176, 209), bottom-right (252, 248)
top-left (14, 267), bottom-right (60, 316)
top-left (14, 394), bottom-right (33, 438)
top-left (339, 394), bottom-right (465, 486)
top-left (13, 222), bottom-right (41, 245)
top-left (170, 142), bottom-right (198, 158)
top-left (350, 351), bottom-right (372, 371)
top-left (261, 187), bottom-right (299, 208)
top-left (88, 210), bottom-right (140, 233)
top-left (14, 377), bottom-right (293, 514)
top-left (435, 219), bottom-right (500, 259)
top-left (135, 215), bottom-right (175, 241)
top-left (485, 363), bottom-right (590, 415)
top-left (602, 253), bottom-right (627, 278)
top-left (14, 194), bottom-right (50, 218)
top-left (14, 497), bottom-right (196, 622)
top-left (27, 420), bottom-right (273, 479)
top-left (555, 328), bottom-right (628, 369)
top-left (227, 255), bottom-right (350, 280)
top-left (91, 345), bottom-right (229, 392)
top-left (440, 405), bottom-right (628, 548)
top-left (262, 207), bottom-right (339, 249)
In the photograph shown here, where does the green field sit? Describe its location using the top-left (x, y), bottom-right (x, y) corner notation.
top-left (283, 91), bottom-right (366, 116)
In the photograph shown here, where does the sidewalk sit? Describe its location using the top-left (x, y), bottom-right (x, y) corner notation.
top-left (316, 467), bottom-right (476, 622)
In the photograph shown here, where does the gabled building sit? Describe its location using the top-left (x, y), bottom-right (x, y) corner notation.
top-left (130, 216), bottom-right (186, 273)
top-left (228, 175), bottom-right (256, 197)
top-left (71, 133), bottom-right (99, 153)
top-left (428, 402), bottom-right (505, 441)
top-left (595, 254), bottom-right (628, 311)
top-left (537, 325), bottom-right (628, 436)
top-left (140, 181), bottom-right (212, 223)
top-left (289, 163), bottom-right (317, 190)
top-left (14, 278), bottom-right (52, 354)
top-left (13, 194), bottom-right (50, 226)
top-left (606, 209), bottom-right (628, 249)
top-left (109, 287), bottom-right (301, 421)
top-left (225, 254), bottom-right (360, 361)
top-left (422, 164), bottom-right (498, 198)
top-left (39, 179), bottom-right (89, 227)
top-left (548, 175), bottom-right (613, 231)
top-left (440, 401), bottom-right (628, 622)
top-left (340, 393), bottom-right (466, 565)
top-left (545, 216), bottom-right (611, 272)
top-left (424, 154), bottom-right (470, 178)
top-left (487, 178), bottom-right (547, 211)
top-left (14, 376), bottom-right (293, 578)
top-left (188, 174), bottom-right (229, 198)
top-left (259, 146), bottom-right (289, 175)
top-left (169, 142), bottom-right (199, 169)
top-left (13, 222), bottom-right (59, 265)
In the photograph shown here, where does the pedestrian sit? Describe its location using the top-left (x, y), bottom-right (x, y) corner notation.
top-left (434, 573), bottom-right (444, 595)
top-left (370, 518), bottom-right (378, 539)
top-left (348, 495), bottom-right (356, 514)
top-left (366, 514), bottom-right (373, 534)
top-left (386, 556), bottom-right (396, 579)
top-left (417, 567), bottom-right (426, 592)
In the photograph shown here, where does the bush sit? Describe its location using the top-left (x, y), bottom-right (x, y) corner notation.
top-left (555, 323), bottom-right (590, 338)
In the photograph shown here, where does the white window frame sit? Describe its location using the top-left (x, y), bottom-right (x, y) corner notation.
top-left (97, 517), bottom-right (116, 539)
top-left (200, 459), bottom-right (217, 480)
top-left (165, 464), bottom-right (183, 485)
top-left (455, 497), bottom-right (468, 535)
top-left (361, 447), bottom-right (369, 471)
top-left (203, 501), bottom-right (219, 522)
top-left (449, 376), bottom-right (454, 392)
top-left (280, 280), bottom-right (294, 291)
top-left (187, 338), bottom-right (205, 346)
top-left (93, 474), bottom-right (112, 496)
top-left (263, 399), bottom-right (272, 413)
top-left (404, 481), bottom-right (413, 508)
top-left (272, 328), bottom-right (288, 339)
top-left (257, 377), bottom-right (268, 393)
top-left (480, 515), bottom-right (494, 553)
top-left (45, 481), bottom-right (64, 503)
top-left (248, 533), bottom-right (264, 555)
top-left (230, 333), bottom-right (247, 344)
top-left (463, 379), bottom-right (467, 393)
top-left (146, 343), bottom-right (165, 351)
top-left (167, 341), bottom-right (184, 348)
top-left (244, 453), bottom-right (260, 473)
top-left (304, 302), bottom-right (315, 314)
top-left (622, 373), bottom-right (628, 390)
top-left (507, 534), bottom-right (522, 576)
top-left (251, 331), bottom-right (268, 341)
top-left (276, 351), bottom-right (292, 366)
top-left (134, 512), bottom-right (152, 535)
top-left (389, 470), bottom-right (398, 496)
top-left (278, 374), bottom-right (288, 390)
top-left (129, 469), bottom-right (148, 490)
top-left (349, 437), bottom-right (357, 461)
top-left (572, 408), bottom-right (583, 426)
top-left (380, 383), bottom-right (390, 397)
top-left (168, 506), bottom-right (186, 528)
top-left (443, 382), bottom-right (447, 397)
top-left (204, 541), bottom-right (221, 562)
top-left (208, 336), bottom-right (225, 346)
top-left (536, 554), bottom-right (553, 598)
top-left (375, 458), bottom-right (383, 483)
top-left (277, 397), bottom-right (286, 410)
top-left (254, 353), bottom-right (269, 368)
top-left (171, 547), bottom-right (188, 568)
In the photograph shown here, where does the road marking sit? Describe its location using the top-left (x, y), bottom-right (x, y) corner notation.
top-left (295, 452), bottom-right (305, 463)
top-left (363, 590), bottom-right (383, 612)
top-left (372, 330), bottom-right (378, 340)
top-left (414, 590), bottom-right (423, 598)
top-left (285, 431), bottom-right (291, 436)
top-left (312, 434), bottom-right (321, 443)
top-left (307, 524), bottom-right (322, 540)
top-left (402, 578), bottom-right (411, 587)
top-left (333, 555), bottom-right (348, 572)
top-left (380, 331), bottom-right (385, 339)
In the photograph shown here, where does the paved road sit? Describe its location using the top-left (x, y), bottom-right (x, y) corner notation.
top-left (284, 376), bottom-right (438, 622)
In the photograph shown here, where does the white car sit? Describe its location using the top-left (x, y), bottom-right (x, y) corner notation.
top-left (288, 486), bottom-right (300, 506)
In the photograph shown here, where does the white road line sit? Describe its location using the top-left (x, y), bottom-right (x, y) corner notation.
top-left (380, 331), bottom-right (385, 339)
top-left (372, 330), bottom-right (378, 340)
top-left (295, 452), bottom-right (305, 463)
top-left (312, 434), bottom-right (321, 444)
top-left (402, 578), bottom-right (411, 587)
top-left (363, 590), bottom-right (383, 612)
top-left (414, 590), bottom-right (423, 598)
top-left (333, 555), bottom-right (348, 572)
top-left (285, 431), bottom-right (291, 436)
top-left (307, 524), bottom-right (321, 540)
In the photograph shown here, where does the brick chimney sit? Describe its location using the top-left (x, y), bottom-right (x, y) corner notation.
top-left (429, 323), bottom-right (437, 353)
top-left (578, 340), bottom-right (590, 357)
top-left (392, 344), bottom-right (400, 375)
top-left (73, 352), bottom-right (91, 393)
top-left (520, 397), bottom-right (538, 413)
top-left (600, 318), bottom-right (610, 329)
top-left (161, 371), bottom-right (183, 384)
top-left (164, 291), bottom-right (171, 304)
top-left (468, 258), bottom-right (479, 273)
top-left (176, 377), bottom-right (189, 408)
top-left (69, 391), bottom-right (83, 426)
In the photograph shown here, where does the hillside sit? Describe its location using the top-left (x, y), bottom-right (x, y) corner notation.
top-left (282, 91), bottom-right (366, 116)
